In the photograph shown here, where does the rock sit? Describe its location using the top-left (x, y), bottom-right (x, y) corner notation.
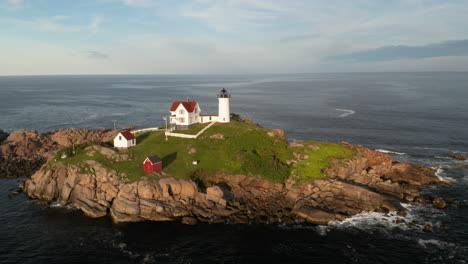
top-left (20, 140), bottom-right (446, 226)
top-left (289, 142), bottom-right (304, 148)
top-left (267, 129), bottom-right (287, 141)
top-left (295, 207), bottom-right (337, 224)
top-left (0, 129), bottom-right (8, 143)
top-left (206, 186), bottom-right (224, 199)
top-left (433, 197), bottom-right (447, 209)
top-left (181, 216), bottom-right (198, 225)
top-left (397, 211), bottom-right (407, 217)
top-left (209, 134), bottom-right (225, 140)
top-left (440, 223), bottom-right (449, 230)
top-left (449, 155), bottom-right (468, 161)
top-left (451, 163), bottom-right (468, 168)
top-left (0, 128), bottom-right (118, 179)
top-left (423, 225), bottom-right (433, 232)
top-left (188, 147), bottom-right (197, 154)
top-left (244, 119), bottom-right (253, 124)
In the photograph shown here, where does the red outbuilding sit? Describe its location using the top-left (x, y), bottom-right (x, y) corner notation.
top-left (143, 155), bottom-right (162, 173)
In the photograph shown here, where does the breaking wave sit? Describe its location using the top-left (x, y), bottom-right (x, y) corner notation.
top-left (435, 167), bottom-right (457, 183)
top-left (335, 109), bottom-right (355, 118)
top-left (375, 149), bottom-right (406, 155)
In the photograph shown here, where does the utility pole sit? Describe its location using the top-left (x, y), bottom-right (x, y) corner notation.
top-left (112, 120), bottom-right (117, 130)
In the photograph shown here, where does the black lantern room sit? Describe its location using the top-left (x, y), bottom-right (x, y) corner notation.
top-left (217, 88), bottom-right (231, 98)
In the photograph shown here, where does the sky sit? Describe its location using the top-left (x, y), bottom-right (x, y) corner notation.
top-left (1, 0), bottom-right (468, 75)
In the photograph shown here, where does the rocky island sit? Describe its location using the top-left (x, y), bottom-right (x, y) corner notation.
top-left (0, 121), bottom-right (443, 225)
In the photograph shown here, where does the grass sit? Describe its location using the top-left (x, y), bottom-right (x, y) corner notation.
top-left (290, 141), bottom-right (356, 184)
top-left (172, 122), bottom-right (211, 135)
top-left (51, 121), bottom-right (357, 184)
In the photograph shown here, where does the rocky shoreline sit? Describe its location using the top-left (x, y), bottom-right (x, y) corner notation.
top-left (18, 135), bottom-right (443, 225)
top-left (0, 128), bottom-right (118, 179)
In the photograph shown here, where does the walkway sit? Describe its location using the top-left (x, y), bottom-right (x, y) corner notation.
top-left (165, 121), bottom-right (216, 139)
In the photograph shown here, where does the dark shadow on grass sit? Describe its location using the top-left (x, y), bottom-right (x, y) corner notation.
top-left (162, 152), bottom-right (177, 168)
top-left (136, 132), bottom-right (151, 143)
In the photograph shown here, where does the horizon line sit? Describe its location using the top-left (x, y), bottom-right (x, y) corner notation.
top-left (1, 70), bottom-right (468, 77)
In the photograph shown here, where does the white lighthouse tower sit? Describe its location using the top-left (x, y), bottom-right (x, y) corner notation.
top-left (217, 88), bottom-right (231, 123)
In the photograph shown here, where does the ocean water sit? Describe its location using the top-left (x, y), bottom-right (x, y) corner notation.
top-left (0, 73), bottom-right (467, 263)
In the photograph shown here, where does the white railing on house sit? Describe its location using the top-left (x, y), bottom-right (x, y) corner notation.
top-left (165, 121), bottom-right (216, 139)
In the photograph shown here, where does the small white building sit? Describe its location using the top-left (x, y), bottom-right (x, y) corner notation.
top-left (169, 89), bottom-right (231, 129)
top-left (113, 131), bottom-right (136, 148)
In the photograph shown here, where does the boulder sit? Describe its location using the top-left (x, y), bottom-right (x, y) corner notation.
top-left (295, 207), bottom-right (337, 224)
top-left (267, 129), bottom-right (287, 141)
top-left (181, 217), bottom-right (198, 225)
top-left (433, 197), bottom-right (447, 209)
top-left (0, 129), bottom-right (9, 143)
top-left (449, 155), bottom-right (468, 161)
top-left (188, 147), bottom-right (197, 154)
top-left (210, 134), bottom-right (225, 140)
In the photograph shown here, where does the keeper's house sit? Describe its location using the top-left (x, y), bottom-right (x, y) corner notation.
top-left (169, 88), bottom-right (231, 130)
top-left (113, 131), bottom-right (136, 148)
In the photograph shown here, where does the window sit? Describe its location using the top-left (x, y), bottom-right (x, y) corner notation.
top-left (179, 109), bottom-right (184, 114)
top-left (179, 117), bottom-right (185, 123)
top-left (133, 139), bottom-right (136, 145)
top-left (195, 108), bottom-right (198, 113)
top-left (119, 136), bottom-right (122, 140)
top-left (209, 116), bottom-right (212, 121)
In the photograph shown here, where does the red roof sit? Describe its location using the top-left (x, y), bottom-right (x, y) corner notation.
top-left (170, 101), bottom-right (197, 113)
top-left (120, 130), bottom-right (135, 140)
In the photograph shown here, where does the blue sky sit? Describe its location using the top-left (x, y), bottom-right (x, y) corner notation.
top-left (1, 0), bottom-right (468, 75)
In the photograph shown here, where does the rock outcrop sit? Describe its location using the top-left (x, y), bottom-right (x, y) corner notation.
top-left (0, 128), bottom-right (119, 178)
top-left (23, 143), bottom-right (441, 225)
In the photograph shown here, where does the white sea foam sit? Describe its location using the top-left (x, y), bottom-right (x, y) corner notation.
top-left (49, 201), bottom-right (74, 209)
top-left (418, 239), bottom-right (455, 249)
top-left (328, 203), bottom-right (439, 234)
top-left (335, 109), bottom-right (355, 118)
top-left (375, 149), bottom-right (406, 155)
top-left (435, 167), bottom-right (457, 183)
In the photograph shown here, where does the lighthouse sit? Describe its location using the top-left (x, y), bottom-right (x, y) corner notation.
top-left (217, 88), bottom-right (231, 123)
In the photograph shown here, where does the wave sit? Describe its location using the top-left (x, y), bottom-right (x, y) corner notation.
top-left (335, 109), bottom-right (355, 118)
top-left (375, 149), bottom-right (406, 155)
top-left (49, 202), bottom-right (75, 210)
top-left (435, 167), bottom-right (457, 183)
top-left (418, 239), bottom-right (455, 249)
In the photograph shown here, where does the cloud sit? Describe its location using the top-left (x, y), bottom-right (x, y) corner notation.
top-left (181, 0), bottom-right (289, 32)
top-left (1, 0), bottom-right (27, 9)
top-left (280, 33), bottom-right (320, 42)
top-left (85, 50), bottom-right (109, 59)
top-left (327, 39), bottom-right (468, 62)
top-left (121, 0), bottom-right (155, 7)
top-left (6, 0), bottom-right (24, 4)
top-left (51, 15), bottom-right (69, 21)
top-left (89, 15), bottom-right (103, 35)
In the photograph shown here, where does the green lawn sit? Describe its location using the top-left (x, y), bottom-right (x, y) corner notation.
top-left (290, 141), bottom-right (356, 184)
top-left (51, 121), bottom-right (357, 184)
top-left (172, 122), bottom-right (211, 135)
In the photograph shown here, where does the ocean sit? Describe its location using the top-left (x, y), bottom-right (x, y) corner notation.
top-left (0, 73), bottom-right (467, 263)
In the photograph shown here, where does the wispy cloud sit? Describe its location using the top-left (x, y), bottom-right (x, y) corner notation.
top-left (327, 39), bottom-right (468, 62)
top-left (280, 33), bottom-right (320, 42)
top-left (89, 15), bottom-right (103, 35)
top-left (0, 14), bottom-right (103, 35)
top-left (85, 50), bottom-right (109, 59)
top-left (121, 0), bottom-right (155, 7)
top-left (1, 0), bottom-right (27, 9)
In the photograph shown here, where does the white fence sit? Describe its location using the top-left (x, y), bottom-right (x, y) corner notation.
top-left (131, 127), bottom-right (160, 134)
top-left (165, 121), bottom-right (216, 139)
